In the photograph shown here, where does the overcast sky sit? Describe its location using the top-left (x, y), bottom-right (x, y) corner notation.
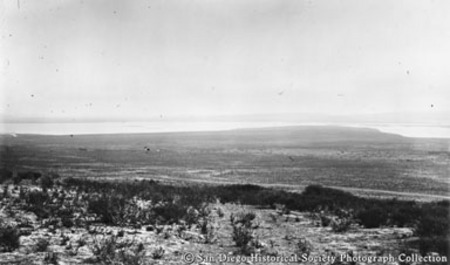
top-left (1, 0), bottom-right (449, 122)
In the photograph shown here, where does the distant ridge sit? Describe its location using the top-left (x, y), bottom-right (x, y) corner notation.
top-left (201, 125), bottom-right (407, 143)
top-left (0, 125), bottom-right (408, 147)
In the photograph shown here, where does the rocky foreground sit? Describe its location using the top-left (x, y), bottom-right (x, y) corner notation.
top-left (0, 181), bottom-right (424, 265)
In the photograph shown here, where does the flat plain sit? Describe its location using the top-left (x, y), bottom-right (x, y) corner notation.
top-left (1, 126), bottom-right (449, 200)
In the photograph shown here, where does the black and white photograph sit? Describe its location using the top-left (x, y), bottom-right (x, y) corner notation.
top-left (1, 0), bottom-right (449, 264)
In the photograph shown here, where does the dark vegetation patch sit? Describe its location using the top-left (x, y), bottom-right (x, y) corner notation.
top-left (0, 224), bottom-right (20, 252)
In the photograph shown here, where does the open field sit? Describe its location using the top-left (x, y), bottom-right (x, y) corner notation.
top-left (1, 126), bottom-right (449, 200)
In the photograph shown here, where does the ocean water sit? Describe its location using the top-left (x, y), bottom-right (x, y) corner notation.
top-left (358, 124), bottom-right (450, 139)
top-left (0, 121), bottom-right (304, 135)
top-left (0, 121), bottom-right (449, 139)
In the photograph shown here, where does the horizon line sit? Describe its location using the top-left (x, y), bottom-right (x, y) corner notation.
top-left (1, 110), bottom-right (450, 124)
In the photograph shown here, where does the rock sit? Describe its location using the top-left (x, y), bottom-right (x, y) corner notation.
top-left (77, 245), bottom-right (93, 259)
top-left (284, 214), bottom-right (300, 221)
top-left (0, 253), bottom-right (31, 264)
top-left (19, 227), bottom-right (33, 236)
top-left (393, 228), bottom-right (413, 238)
top-left (181, 231), bottom-right (204, 241)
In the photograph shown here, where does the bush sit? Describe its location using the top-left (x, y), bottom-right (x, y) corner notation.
top-left (35, 238), bottom-right (50, 252)
top-left (230, 211), bottom-right (259, 255)
top-left (18, 171), bottom-right (41, 182)
top-left (91, 236), bottom-right (146, 265)
top-left (61, 217), bottom-right (74, 228)
top-left (88, 195), bottom-right (126, 225)
top-left (40, 175), bottom-right (54, 191)
top-left (91, 236), bottom-right (119, 264)
top-left (389, 203), bottom-right (420, 227)
top-left (44, 251), bottom-right (59, 265)
top-left (416, 212), bottom-right (449, 237)
top-left (415, 214), bottom-right (449, 256)
top-left (331, 217), bottom-right (353, 233)
top-left (0, 169), bottom-right (13, 184)
top-left (25, 190), bottom-right (50, 219)
top-left (25, 190), bottom-right (49, 205)
top-left (319, 213), bottom-right (332, 227)
top-left (2, 184), bottom-right (8, 198)
top-left (200, 217), bottom-right (217, 244)
top-left (152, 202), bottom-right (189, 225)
top-left (417, 236), bottom-right (449, 257)
top-left (357, 206), bottom-right (388, 228)
top-left (0, 225), bottom-right (20, 252)
top-left (12, 176), bottom-right (22, 185)
top-left (296, 237), bottom-right (313, 256)
top-left (152, 246), bottom-right (165, 259)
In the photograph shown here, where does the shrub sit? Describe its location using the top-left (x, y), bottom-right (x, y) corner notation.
top-left (25, 190), bottom-right (50, 219)
top-left (415, 216), bottom-right (449, 256)
top-left (88, 195), bottom-right (126, 225)
top-left (2, 184), bottom-right (8, 198)
top-left (390, 204), bottom-right (420, 227)
top-left (331, 217), bottom-right (353, 233)
top-left (0, 225), bottom-right (20, 252)
top-left (36, 238), bottom-right (50, 252)
top-left (12, 176), bottom-right (22, 185)
top-left (200, 217), bottom-right (218, 244)
top-left (413, 203), bottom-right (449, 256)
top-left (152, 201), bottom-right (189, 225)
top-left (0, 169), bottom-right (13, 184)
top-left (91, 236), bottom-right (118, 264)
top-left (357, 206), bottom-right (388, 228)
top-left (60, 233), bottom-right (70, 246)
top-left (91, 236), bottom-right (145, 265)
top-left (44, 251), bottom-right (59, 265)
top-left (40, 175), bottom-right (54, 191)
top-left (417, 237), bottom-right (449, 257)
top-left (297, 237), bottom-right (313, 256)
top-left (320, 214), bottom-right (332, 227)
top-left (217, 207), bottom-right (225, 218)
top-left (152, 246), bottom-right (165, 259)
top-left (61, 217), bottom-right (74, 228)
top-left (18, 171), bottom-right (41, 182)
top-left (231, 216), bottom-right (254, 247)
top-left (76, 237), bottom-right (86, 248)
top-left (185, 206), bottom-right (200, 226)
top-left (416, 214), bottom-right (449, 238)
top-left (230, 211), bottom-right (259, 255)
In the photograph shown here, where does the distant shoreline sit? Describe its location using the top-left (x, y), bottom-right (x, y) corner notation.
top-left (1, 122), bottom-right (449, 139)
